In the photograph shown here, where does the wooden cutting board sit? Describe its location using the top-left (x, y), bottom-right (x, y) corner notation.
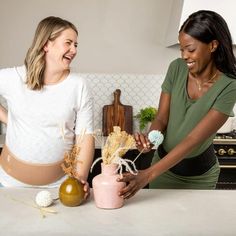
top-left (102, 89), bottom-right (133, 136)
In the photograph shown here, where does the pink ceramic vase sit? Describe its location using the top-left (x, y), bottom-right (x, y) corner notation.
top-left (92, 163), bottom-right (126, 209)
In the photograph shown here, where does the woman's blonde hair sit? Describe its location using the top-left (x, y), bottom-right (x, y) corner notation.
top-left (24, 16), bottom-right (78, 90)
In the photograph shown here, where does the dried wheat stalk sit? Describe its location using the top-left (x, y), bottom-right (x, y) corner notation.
top-left (102, 126), bottom-right (135, 165)
top-left (61, 129), bottom-right (86, 177)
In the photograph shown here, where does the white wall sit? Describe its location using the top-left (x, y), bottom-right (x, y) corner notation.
top-left (0, 0), bottom-right (235, 73)
top-left (0, 0), bottom-right (179, 74)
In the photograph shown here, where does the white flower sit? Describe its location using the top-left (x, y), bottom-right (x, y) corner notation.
top-left (35, 190), bottom-right (53, 207)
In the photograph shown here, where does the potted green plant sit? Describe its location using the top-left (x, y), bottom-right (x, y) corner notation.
top-left (135, 106), bottom-right (157, 132)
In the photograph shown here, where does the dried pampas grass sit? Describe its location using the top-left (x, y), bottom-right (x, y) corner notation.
top-left (91, 126), bottom-right (137, 176)
top-left (61, 128), bottom-right (86, 177)
top-left (102, 126), bottom-right (135, 164)
top-left (61, 144), bottom-right (83, 177)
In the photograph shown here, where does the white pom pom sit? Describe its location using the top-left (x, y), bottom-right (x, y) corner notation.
top-left (148, 130), bottom-right (164, 147)
top-left (35, 190), bottom-right (53, 207)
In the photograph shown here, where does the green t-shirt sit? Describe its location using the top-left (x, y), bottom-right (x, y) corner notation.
top-left (162, 58), bottom-right (236, 157)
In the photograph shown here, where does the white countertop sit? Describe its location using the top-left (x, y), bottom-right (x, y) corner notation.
top-left (0, 188), bottom-right (236, 236)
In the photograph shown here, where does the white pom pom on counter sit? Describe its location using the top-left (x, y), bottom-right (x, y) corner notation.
top-left (35, 190), bottom-right (53, 207)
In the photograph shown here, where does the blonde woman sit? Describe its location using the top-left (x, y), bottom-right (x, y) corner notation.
top-left (0, 16), bottom-right (94, 201)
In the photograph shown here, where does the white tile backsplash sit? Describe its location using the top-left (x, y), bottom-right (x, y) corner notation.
top-left (80, 73), bottom-right (164, 133)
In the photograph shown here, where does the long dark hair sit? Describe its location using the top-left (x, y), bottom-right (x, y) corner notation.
top-left (179, 10), bottom-right (236, 79)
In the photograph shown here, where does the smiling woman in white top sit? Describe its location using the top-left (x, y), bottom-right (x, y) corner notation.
top-left (0, 16), bottom-right (94, 201)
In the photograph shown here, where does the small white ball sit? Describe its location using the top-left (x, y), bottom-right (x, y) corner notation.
top-left (35, 190), bottom-right (53, 207)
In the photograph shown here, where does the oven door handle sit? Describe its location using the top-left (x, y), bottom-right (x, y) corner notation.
top-left (219, 165), bottom-right (236, 169)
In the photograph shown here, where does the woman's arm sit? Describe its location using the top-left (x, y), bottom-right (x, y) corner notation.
top-left (119, 108), bottom-right (228, 198)
top-left (149, 92), bottom-right (171, 132)
top-left (75, 134), bottom-right (95, 200)
top-left (147, 109), bottom-right (228, 181)
top-left (0, 105), bottom-right (8, 124)
top-left (75, 134), bottom-right (95, 180)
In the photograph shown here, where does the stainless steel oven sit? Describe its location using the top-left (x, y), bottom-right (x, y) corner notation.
top-left (214, 131), bottom-right (236, 189)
